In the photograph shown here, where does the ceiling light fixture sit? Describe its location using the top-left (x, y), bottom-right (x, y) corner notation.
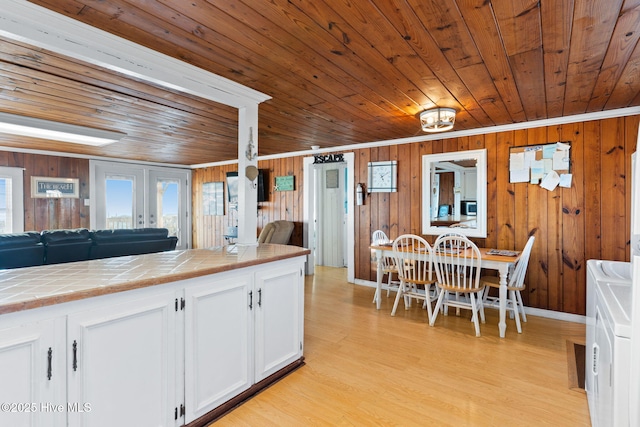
top-left (420, 107), bottom-right (456, 133)
top-left (0, 112), bottom-right (126, 146)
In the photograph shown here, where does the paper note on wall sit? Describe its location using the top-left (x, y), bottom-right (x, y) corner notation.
top-left (559, 174), bottom-right (572, 188)
top-left (543, 144), bottom-right (557, 159)
top-left (553, 150), bottom-right (569, 170)
top-left (530, 160), bottom-right (545, 184)
top-left (510, 169), bottom-right (529, 183)
top-left (540, 170), bottom-right (560, 191)
top-left (510, 152), bottom-right (525, 170)
top-left (509, 152), bottom-right (529, 183)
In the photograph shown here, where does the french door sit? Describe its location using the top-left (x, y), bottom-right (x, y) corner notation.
top-left (90, 161), bottom-right (191, 249)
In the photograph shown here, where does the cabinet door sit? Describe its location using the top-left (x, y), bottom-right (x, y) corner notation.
top-left (0, 317), bottom-right (66, 427)
top-left (184, 272), bottom-right (253, 423)
top-left (67, 290), bottom-right (178, 427)
top-left (254, 261), bottom-right (304, 381)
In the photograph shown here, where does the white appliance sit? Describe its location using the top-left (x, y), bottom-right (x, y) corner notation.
top-left (586, 260), bottom-right (632, 426)
top-left (591, 280), bottom-right (632, 426)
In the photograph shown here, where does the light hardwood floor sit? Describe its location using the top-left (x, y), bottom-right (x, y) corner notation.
top-left (211, 266), bottom-right (591, 426)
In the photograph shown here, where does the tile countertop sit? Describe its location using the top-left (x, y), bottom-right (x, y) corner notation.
top-left (0, 244), bottom-right (310, 315)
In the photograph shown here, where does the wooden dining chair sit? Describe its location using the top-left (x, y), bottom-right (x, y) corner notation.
top-left (390, 234), bottom-right (438, 322)
top-left (371, 230), bottom-right (399, 302)
top-left (481, 235), bottom-right (535, 333)
top-left (430, 234), bottom-right (485, 336)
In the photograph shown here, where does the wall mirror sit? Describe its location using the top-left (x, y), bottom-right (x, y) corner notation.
top-left (421, 148), bottom-right (487, 238)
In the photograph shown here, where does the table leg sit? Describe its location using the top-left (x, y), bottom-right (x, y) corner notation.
top-left (375, 249), bottom-right (383, 309)
top-left (498, 267), bottom-right (508, 338)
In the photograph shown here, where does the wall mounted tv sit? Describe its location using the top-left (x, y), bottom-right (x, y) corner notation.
top-left (226, 170), bottom-right (266, 204)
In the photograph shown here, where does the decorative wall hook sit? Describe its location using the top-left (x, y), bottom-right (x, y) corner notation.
top-left (245, 127), bottom-right (257, 161)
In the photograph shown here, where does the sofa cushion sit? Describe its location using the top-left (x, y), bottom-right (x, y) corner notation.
top-left (41, 228), bottom-right (91, 244)
top-left (0, 232), bottom-right (44, 269)
top-left (41, 229), bottom-right (92, 264)
top-left (89, 228), bottom-right (175, 259)
top-left (0, 232), bottom-right (42, 248)
top-left (90, 228), bottom-right (169, 243)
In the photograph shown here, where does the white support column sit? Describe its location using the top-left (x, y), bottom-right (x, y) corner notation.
top-left (236, 105), bottom-right (259, 245)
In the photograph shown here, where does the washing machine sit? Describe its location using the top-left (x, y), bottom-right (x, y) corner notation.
top-left (585, 260), bottom-right (632, 426)
top-left (589, 281), bottom-right (632, 426)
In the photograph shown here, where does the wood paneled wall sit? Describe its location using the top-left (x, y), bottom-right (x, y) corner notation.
top-left (0, 151), bottom-right (90, 231)
top-left (192, 115), bottom-right (640, 316)
top-left (192, 157), bottom-right (306, 248)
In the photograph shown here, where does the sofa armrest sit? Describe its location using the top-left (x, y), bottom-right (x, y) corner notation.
top-left (0, 232), bottom-right (45, 269)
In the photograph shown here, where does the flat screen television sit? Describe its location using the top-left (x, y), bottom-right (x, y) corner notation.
top-left (226, 170), bottom-right (266, 204)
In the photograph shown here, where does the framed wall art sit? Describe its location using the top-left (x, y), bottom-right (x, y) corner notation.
top-left (202, 181), bottom-right (224, 215)
top-left (31, 176), bottom-right (79, 198)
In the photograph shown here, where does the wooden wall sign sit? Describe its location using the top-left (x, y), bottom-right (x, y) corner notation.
top-left (31, 176), bottom-right (79, 198)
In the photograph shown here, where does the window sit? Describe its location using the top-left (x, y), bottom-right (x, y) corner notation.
top-left (0, 166), bottom-right (24, 233)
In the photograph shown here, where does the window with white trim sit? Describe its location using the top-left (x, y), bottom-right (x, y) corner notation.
top-left (0, 166), bottom-right (24, 233)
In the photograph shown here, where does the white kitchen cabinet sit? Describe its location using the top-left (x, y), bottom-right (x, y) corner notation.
top-left (0, 316), bottom-right (66, 427)
top-left (0, 251), bottom-right (307, 427)
top-left (67, 289), bottom-right (179, 427)
top-left (184, 272), bottom-right (253, 423)
top-left (184, 258), bottom-right (305, 423)
top-left (254, 261), bottom-right (304, 381)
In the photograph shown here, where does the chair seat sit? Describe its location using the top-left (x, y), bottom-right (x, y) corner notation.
top-left (480, 275), bottom-right (524, 291)
top-left (404, 278), bottom-right (437, 287)
top-left (438, 283), bottom-right (485, 293)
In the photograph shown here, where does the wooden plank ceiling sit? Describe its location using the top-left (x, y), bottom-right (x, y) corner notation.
top-left (0, 0), bottom-right (638, 165)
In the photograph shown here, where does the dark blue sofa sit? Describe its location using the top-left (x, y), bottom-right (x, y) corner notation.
top-left (0, 228), bottom-right (178, 270)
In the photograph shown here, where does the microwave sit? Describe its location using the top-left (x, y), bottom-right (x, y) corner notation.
top-left (461, 201), bottom-right (477, 216)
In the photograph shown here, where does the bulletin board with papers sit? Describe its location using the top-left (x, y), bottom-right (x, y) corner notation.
top-left (509, 142), bottom-right (571, 191)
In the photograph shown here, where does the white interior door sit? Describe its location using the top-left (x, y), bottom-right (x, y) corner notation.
top-left (91, 161), bottom-right (191, 249)
top-left (316, 164), bottom-right (346, 267)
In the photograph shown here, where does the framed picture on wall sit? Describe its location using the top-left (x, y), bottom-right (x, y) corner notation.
top-left (202, 181), bottom-right (224, 215)
top-left (31, 176), bottom-right (79, 198)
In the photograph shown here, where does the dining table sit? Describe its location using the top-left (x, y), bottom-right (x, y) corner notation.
top-left (370, 243), bottom-right (521, 338)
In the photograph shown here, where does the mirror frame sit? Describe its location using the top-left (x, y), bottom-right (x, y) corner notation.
top-left (421, 148), bottom-right (487, 238)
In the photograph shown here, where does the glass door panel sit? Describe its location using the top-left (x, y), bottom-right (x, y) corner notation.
top-left (0, 167), bottom-right (24, 233)
top-left (105, 176), bottom-right (135, 229)
top-left (149, 169), bottom-right (189, 250)
top-left (154, 179), bottom-right (178, 236)
top-left (92, 162), bottom-right (144, 231)
top-left (0, 177), bottom-right (10, 233)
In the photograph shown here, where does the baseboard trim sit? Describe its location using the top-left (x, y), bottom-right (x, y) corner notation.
top-left (354, 279), bottom-right (586, 324)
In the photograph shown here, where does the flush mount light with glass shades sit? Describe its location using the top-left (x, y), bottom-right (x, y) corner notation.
top-left (420, 107), bottom-right (456, 133)
top-left (0, 112), bottom-right (126, 146)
